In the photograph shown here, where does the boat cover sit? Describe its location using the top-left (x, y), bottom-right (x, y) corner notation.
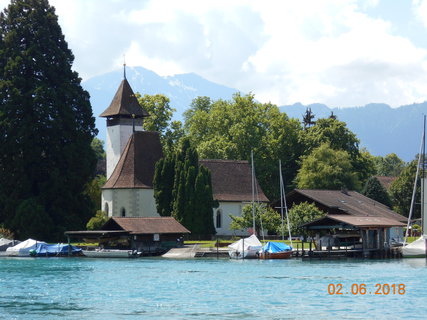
top-left (6, 239), bottom-right (46, 256)
top-left (228, 234), bottom-right (262, 252)
top-left (32, 243), bottom-right (82, 256)
top-left (262, 241), bottom-right (292, 253)
top-left (0, 238), bottom-right (20, 251)
top-left (402, 236), bottom-right (426, 257)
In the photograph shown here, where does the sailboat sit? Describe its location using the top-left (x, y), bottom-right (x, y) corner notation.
top-left (259, 160), bottom-right (293, 259)
top-left (228, 151), bottom-right (262, 259)
top-left (402, 115), bottom-right (426, 258)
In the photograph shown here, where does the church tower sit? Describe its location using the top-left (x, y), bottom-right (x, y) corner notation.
top-left (100, 73), bottom-right (149, 179)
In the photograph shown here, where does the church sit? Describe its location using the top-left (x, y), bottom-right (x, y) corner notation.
top-left (99, 74), bottom-right (268, 237)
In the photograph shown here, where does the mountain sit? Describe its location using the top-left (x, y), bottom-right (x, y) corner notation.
top-left (82, 66), bottom-right (237, 141)
top-left (83, 66), bottom-right (425, 162)
top-left (280, 102), bottom-right (426, 161)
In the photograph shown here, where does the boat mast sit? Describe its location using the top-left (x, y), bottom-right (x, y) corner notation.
top-left (251, 150), bottom-right (256, 235)
top-left (422, 115), bottom-right (426, 239)
top-left (279, 160), bottom-right (285, 241)
top-left (279, 160), bottom-right (293, 247)
top-left (404, 116), bottom-right (426, 245)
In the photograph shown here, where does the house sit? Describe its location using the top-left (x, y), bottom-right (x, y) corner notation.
top-left (285, 189), bottom-right (406, 251)
top-left (98, 75), bottom-right (267, 236)
top-left (200, 159), bottom-right (269, 236)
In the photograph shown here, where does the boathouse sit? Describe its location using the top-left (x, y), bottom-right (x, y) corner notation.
top-left (286, 189), bottom-right (406, 255)
top-left (65, 217), bottom-right (190, 255)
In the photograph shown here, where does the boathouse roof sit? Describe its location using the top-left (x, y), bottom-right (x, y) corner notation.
top-left (303, 215), bottom-right (405, 229)
top-left (103, 217), bottom-right (190, 234)
top-left (103, 131), bottom-right (163, 189)
top-left (99, 78), bottom-right (149, 118)
top-left (286, 189), bottom-right (406, 223)
top-left (199, 159), bottom-right (269, 203)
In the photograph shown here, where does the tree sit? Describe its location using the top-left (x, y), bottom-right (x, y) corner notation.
top-left (300, 118), bottom-right (374, 187)
top-left (184, 93), bottom-right (304, 200)
top-left (361, 176), bottom-right (392, 207)
top-left (389, 160), bottom-right (420, 218)
top-left (0, 0), bottom-right (97, 240)
top-left (302, 107), bottom-right (316, 128)
top-left (295, 143), bottom-right (361, 190)
top-left (229, 203), bottom-right (282, 236)
top-left (84, 175), bottom-right (106, 215)
top-left (86, 210), bottom-right (108, 230)
top-left (91, 137), bottom-right (106, 160)
top-left (374, 153), bottom-right (405, 177)
top-left (153, 138), bottom-right (216, 237)
top-left (136, 93), bottom-right (184, 156)
top-left (288, 202), bottom-right (325, 237)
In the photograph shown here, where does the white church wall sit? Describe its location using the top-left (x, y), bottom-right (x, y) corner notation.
top-left (102, 188), bottom-right (159, 218)
top-left (214, 202), bottom-right (249, 236)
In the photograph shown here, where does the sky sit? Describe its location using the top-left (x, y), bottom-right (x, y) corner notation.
top-left (1, 0), bottom-right (427, 108)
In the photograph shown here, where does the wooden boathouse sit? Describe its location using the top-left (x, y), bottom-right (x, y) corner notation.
top-left (286, 189), bottom-right (407, 258)
top-left (65, 217), bottom-right (190, 256)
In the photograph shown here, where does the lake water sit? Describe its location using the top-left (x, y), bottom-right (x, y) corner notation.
top-left (0, 257), bottom-right (426, 319)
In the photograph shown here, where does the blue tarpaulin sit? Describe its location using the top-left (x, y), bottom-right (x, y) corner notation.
top-left (262, 242), bottom-right (292, 253)
top-left (31, 243), bottom-right (82, 256)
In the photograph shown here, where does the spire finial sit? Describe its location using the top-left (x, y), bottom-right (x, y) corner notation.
top-left (123, 54), bottom-right (126, 79)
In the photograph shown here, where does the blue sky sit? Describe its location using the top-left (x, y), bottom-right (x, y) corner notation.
top-left (1, 0), bottom-right (427, 108)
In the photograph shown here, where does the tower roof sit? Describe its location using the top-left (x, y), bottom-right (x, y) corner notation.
top-left (100, 79), bottom-right (149, 118)
top-left (103, 131), bottom-right (163, 189)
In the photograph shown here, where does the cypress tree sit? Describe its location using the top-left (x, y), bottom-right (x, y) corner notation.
top-left (154, 138), bottom-right (216, 237)
top-left (362, 176), bottom-right (392, 207)
top-left (0, 0), bottom-right (97, 240)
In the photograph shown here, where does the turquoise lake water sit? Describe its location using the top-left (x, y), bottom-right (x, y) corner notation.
top-left (0, 257), bottom-right (426, 319)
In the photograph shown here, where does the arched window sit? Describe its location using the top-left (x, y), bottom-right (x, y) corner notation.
top-left (120, 207), bottom-right (126, 217)
top-left (104, 203), bottom-right (109, 215)
top-left (216, 209), bottom-right (222, 228)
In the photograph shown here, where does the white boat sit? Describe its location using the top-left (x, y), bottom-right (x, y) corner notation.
top-left (402, 115), bottom-right (426, 258)
top-left (6, 238), bottom-right (46, 257)
top-left (82, 248), bottom-right (133, 258)
top-left (228, 234), bottom-right (262, 259)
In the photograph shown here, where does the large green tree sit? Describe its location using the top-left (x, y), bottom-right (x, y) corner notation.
top-left (373, 153), bottom-right (405, 177)
top-left (295, 143), bottom-right (361, 190)
top-left (300, 118), bottom-right (375, 187)
top-left (361, 176), bottom-right (392, 207)
top-left (389, 160), bottom-right (421, 218)
top-left (136, 93), bottom-right (184, 156)
top-left (184, 93), bottom-right (303, 200)
top-left (0, 0), bottom-right (97, 240)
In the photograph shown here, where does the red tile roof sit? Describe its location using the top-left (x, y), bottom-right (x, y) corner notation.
top-left (200, 159), bottom-right (269, 202)
top-left (99, 79), bottom-right (149, 118)
top-left (103, 131), bottom-right (163, 189)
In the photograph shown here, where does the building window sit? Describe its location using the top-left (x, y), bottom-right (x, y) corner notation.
top-left (104, 203), bottom-right (109, 215)
top-left (216, 209), bottom-right (222, 228)
top-left (121, 207), bottom-right (126, 217)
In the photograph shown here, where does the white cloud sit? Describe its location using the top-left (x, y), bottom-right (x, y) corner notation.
top-left (1, 0), bottom-right (427, 108)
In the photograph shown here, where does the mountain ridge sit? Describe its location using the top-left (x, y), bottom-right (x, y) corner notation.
top-left (82, 66), bottom-right (426, 162)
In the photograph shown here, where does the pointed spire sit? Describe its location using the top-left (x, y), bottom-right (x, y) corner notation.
top-left (123, 54), bottom-right (127, 80)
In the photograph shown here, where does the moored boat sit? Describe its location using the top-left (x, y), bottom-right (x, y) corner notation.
top-left (82, 248), bottom-right (134, 258)
top-left (228, 234), bottom-right (262, 259)
top-left (259, 241), bottom-right (292, 259)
